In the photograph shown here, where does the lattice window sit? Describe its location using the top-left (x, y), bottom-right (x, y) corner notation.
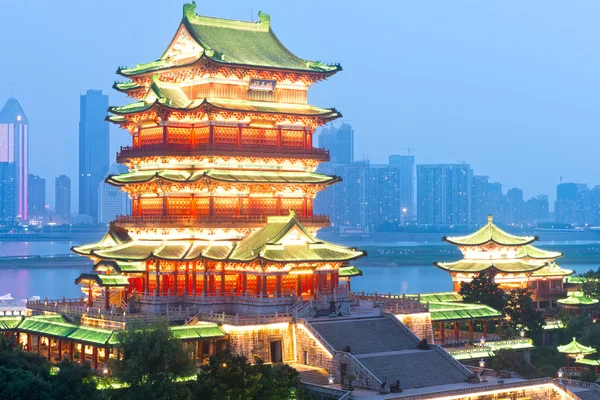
top-left (224, 274), bottom-right (238, 292)
top-left (194, 197), bottom-right (210, 215)
top-left (140, 198), bottom-right (163, 215)
top-left (193, 127), bottom-right (210, 145)
top-left (194, 275), bottom-right (204, 293)
top-left (248, 198), bottom-right (278, 216)
top-left (281, 198), bottom-right (304, 215)
top-left (148, 275), bottom-right (157, 293)
top-left (166, 198), bottom-right (190, 215)
top-left (166, 127), bottom-right (192, 144)
top-left (246, 275), bottom-right (258, 293)
top-left (139, 127), bottom-right (164, 146)
top-left (282, 276), bottom-right (297, 294)
top-left (281, 130), bottom-right (303, 148)
top-left (214, 197), bottom-right (238, 215)
top-left (214, 126), bottom-right (238, 144)
top-left (241, 128), bottom-right (278, 146)
top-left (266, 276), bottom-right (277, 294)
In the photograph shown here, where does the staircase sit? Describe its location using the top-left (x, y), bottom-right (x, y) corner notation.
top-left (297, 367), bottom-right (331, 386)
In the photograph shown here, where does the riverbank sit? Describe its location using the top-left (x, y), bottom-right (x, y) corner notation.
top-left (0, 256), bottom-right (93, 269)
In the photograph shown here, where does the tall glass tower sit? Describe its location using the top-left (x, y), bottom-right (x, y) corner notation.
top-left (0, 98), bottom-right (29, 222)
top-left (79, 90), bottom-right (109, 222)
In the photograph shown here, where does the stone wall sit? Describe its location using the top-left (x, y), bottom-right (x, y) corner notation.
top-left (294, 323), bottom-right (333, 371)
top-left (395, 312), bottom-right (434, 343)
top-left (227, 322), bottom-right (296, 363)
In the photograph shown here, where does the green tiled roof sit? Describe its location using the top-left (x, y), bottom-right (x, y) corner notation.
top-left (531, 263), bottom-right (573, 277)
top-left (434, 260), bottom-right (545, 274)
top-left (338, 266), bottom-right (362, 277)
top-left (557, 338), bottom-right (597, 355)
top-left (109, 97), bottom-right (339, 119)
top-left (407, 292), bottom-right (463, 303)
top-left (106, 169), bottom-right (340, 186)
top-left (0, 316), bottom-right (23, 330)
top-left (118, 3), bottom-right (340, 76)
top-left (114, 81), bottom-right (144, 92)
top-left (82, 212), bottom-right (363, 264)
top-left (543, 320), bottom-right (565, 330)
top-left (18, 317), bottom-right (115, 346)
top-left (558, 291), bottom-right (599, 306)
top-left (427, 301), bottom-right (502, 322)
top-left (517, 245), bottom-right (562, 260)
top-left (170, 323), bottom-right (226, 340)
top-left (94, 260), bottom-right (145, 273)
top-left (443, 215), bottom-right (536, 246)
top-left (75, 273), bottom-right (130, 287)
top-left (576, 358), bottom-right (600, 367)
top-left (72, 225), bottom-right (131, 256)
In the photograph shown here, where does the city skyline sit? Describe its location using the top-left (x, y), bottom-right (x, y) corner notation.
top-left (2, 1), bottom-right (600, 207)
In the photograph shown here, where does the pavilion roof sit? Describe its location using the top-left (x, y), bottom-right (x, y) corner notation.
top-left (105, 168), bottom-right (340, 187)
top-left (443, 215), bottom-right (536, 247)
top-left (113, 81), bottom-right (144, 93)
top-left (531, 263), bottom-right (573, 277)
top-left (557, 337), bottom-right (597, 355)
top-left (434, 259), bottom-right (546, 274)
top-left (407, 292), bottom-right (463, 303)
top-left (426, 301), bottom-right (502, 322)
top-left (118, 3), bottom-right (340, 77)
top-left (557, 291), bottom-right (599, 306)
top-left (93, 260), bottom-right (145, 273)
top-left (74, 212), bottom-right (364, 264)
top-left (338, 266), bottom-right (363, 277)
top-left (576, 358), bottom-right (600, 367)
top-left (517, 245), bottom-right (563, 260)
top-left (170, 322), bottom-right (227, 340)
top-left (74, 273), bottom-right (130, 287)
top-left (0, 316), bottom-right (23, 330)
top-left (72, 223), bottom-right (131, 256)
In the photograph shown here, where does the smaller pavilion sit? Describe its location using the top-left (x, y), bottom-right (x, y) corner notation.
top-left (557, 291), bottom-right (599, 316)
top-left (558, 337), bottom-right (596, 369)
top-left (435, 215), bottom-right (573, 309)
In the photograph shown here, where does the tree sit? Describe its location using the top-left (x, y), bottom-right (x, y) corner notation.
top-left (577, 267), bottom-right (600, 300)
top-left (491, 350), bottom-right (543, 379)
top-left (114, 320), bottom-right (195, 400)
top-left (459, 271), bottom-right (507, 311)
top-left (0, 365), bottom-right (53, 400)
top-left (504, 289), bottom-right (545, 341)
top-left (195, 350), bottom-right (309, 400)
top-left (52, 360), bottom-right (98, 400)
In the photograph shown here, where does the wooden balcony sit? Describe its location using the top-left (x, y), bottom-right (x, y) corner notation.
top-left (116, 143), bottom-right (329, 162)
top-left (114, 213), bottom-right (330, 228)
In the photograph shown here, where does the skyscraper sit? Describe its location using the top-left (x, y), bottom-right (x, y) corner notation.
top-left (27, 174), bottom-right (46, 215)
top-left (55, 175), bottom-right (71, 220)
top-left (79, 90), bottom-right (109, 222)
top-left (388, 154), bottom-right (415, 221)
top-left (555, 182), bottom-right (590, 225)
top-left (0, 98), bottom-right (28, 221)
top-left (525, 195), bottom-right (549, 223)
top-left (98, 164), bottom-right (131, 224)
top-left (506, 187), bottom-right (524, 225)
top-left (416, 164), bottom-right (472, 225)
top-left (470, 175), bottom-right (489, 225)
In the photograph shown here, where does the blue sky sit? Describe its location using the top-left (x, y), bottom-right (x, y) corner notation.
top-left (1, 1), bottom-right (599, 209)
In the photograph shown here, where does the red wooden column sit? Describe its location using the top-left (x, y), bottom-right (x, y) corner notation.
top-left (237, 125), bottom-right (242, 149)
top-left (69, 342), bottom-right (74, 362)
top-left (193, 262), bottom-right (198, 294)
top-left (93, 346), bottom-right (98, 370)
top-left (297, 275), bottom-right (302, 296)
top-left (262, 276), bottom-right (268, 296)
top-left (221, 266), bottom-right (226, 293)
top-left (105, 288), bottom-right (110, 310)
top-left (89, 283), bottom-right (94, 307)
top-left (47, 338), bottom-right (51, 361)
top-left (242, 273), bottom-right (247, 293)
top-left (155, 260), bottom-right (161, 294)
top-left (276, 127), bottom-right (282, 149)
top-left (185, 263), bottom-right (190, 294)
top-left (483, 320), bottom-right (488, 339)
top-left (58, 340), bottom-right (62, 361)
top-left (276, 275), bottom-right (282, 296)
top-left (468, 320), bottom-right (474, 341)
top-left (454, 322), bottom-right (459, 342)
top-left (440, 322), bottom-right (445, 346)
top-left (81, 346), bottom-right (86, 363)
top-left (199, 340), bottom-right (204, 363)
top-left (27, 334), bottom-right (31, 352)
top-left (174, 266), bottom-right (179, 295)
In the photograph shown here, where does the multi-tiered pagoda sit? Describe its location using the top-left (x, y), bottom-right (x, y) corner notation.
top-left (435, 215), bottom-right (572, 309)
top-left (72, 2), bottom-right (363, 315)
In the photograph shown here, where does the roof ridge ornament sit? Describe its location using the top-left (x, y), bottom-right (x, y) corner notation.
top-left (488, 214), bottom-right (493, 224)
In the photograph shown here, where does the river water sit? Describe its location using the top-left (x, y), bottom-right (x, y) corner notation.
top-left (0, 240), bottom-right (597, 300)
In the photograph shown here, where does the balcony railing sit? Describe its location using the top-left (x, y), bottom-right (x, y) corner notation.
top-left (115, 214), bottom-right (330, 225)
top-left (117, 143), bottom-right (329, 161)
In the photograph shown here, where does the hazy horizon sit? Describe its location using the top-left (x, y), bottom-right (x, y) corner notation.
top-left (2, 1), bottom-right (599, 211)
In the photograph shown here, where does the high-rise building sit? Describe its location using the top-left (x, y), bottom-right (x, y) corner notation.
top-left (416, 164), bottom-right (472, 225)
top-left (487, 182), bottom-right (506, 223)
top-left (55, 175), bottom-right (71, 220)
top-left (79, 89), bottom-right (109, 222)
top-left (388, 155), bottom-right (415, 221)
top-left (555, 182), bottom-right (590, 225)
top-left (98, 164), bottom-right (131, 224)
top-left (367, 164), bottom-right (402, 228)
top-left (506, 187), bottom-right (524, 225)
top-left (470, 175), bottom-right (489, 226)
top-left (0, 98), bottom-right (28, 221)
top-left (27, 174), bottom-right (46, 215)
top-left (314, 123), bottom-right (355, 218)
top-left (331, 162), bottom-right (368, 228)
top-left (525, 195), bottom-right (549, 223)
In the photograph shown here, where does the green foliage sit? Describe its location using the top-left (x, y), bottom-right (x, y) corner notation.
top-left (51, 359), bottom-right (98, 400)
top-left (580, 368), bottom-right (598, 382)
top-left (0, 365), bottom-right (53, 400)
top-left (195, 350), bottom-right (309, 400)
top-left (114, 320), bottom-right (195, 400)
top-left (0, 332), bottom-right (17, 353)
top-left (504, 288), bottom-right (545, 342)
top-left (491, 350), bottom-right (543, 379)
top-left (577, 267), bottom-right (600, 300)
top-left (530, 347), bottom-right (564, 379)
top-left (0, 351), bottom-right (51, 379)
top-left (459, 271), bottom-right (507, 312)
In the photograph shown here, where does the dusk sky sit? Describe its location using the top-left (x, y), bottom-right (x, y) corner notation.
top-left (1, 1), bottom-right (599, 210)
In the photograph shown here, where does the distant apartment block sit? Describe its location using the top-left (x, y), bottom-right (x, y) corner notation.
top-left (55, 175), bottom-right (71, 221)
